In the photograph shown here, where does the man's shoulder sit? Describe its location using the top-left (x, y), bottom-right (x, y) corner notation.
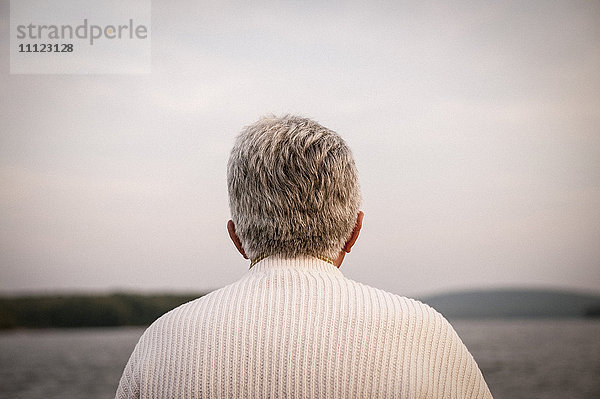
top-left (344, 278), bottom-right (448, 322)
top-left (142, 287), bottom-right (225, 333)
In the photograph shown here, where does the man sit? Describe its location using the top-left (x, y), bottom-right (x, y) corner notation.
top-left (116, 115), bottom-right (493, 398)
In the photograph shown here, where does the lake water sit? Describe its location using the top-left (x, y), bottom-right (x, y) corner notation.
top-left (0, 319), bottom-right (598, 398)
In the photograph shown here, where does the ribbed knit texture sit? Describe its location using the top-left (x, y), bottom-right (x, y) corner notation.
top-left (116, 257), bottom-right (493, 398)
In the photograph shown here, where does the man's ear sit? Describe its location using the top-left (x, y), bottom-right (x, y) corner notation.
top-left (343, 211), bottom-right (364, 253)
top-left (227, 220), bottom-right (248, 259)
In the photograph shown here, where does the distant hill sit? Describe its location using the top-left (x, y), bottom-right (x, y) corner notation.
top-left (420, 289), bottom-right (600, 319)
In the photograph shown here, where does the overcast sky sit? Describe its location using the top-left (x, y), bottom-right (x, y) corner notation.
top-left (1, 1), bottom-right (599, 297)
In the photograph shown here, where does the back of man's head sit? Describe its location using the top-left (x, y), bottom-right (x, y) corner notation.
top-left (227, 115), bottom-right (361, 260)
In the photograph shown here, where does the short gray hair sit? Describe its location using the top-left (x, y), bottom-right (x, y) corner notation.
top-left (227, 115), bottom-right (361, 260)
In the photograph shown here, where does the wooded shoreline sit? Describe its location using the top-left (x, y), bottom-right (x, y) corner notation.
top-left (0, 293), bottom-right (206, 329)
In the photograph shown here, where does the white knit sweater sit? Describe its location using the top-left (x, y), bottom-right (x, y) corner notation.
top-left (116, 256), bottom-right (493, 398)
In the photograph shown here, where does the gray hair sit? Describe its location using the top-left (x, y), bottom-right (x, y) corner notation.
top-left (227, 115), bottom-right (361, 260)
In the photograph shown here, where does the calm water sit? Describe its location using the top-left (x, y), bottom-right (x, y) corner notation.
top-left (0, 319), bottom-right (598, 398)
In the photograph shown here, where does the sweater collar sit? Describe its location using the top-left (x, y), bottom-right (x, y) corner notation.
top-left (249, 255), bottom-right (344, 276)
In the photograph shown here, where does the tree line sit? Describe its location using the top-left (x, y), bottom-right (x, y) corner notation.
top-left (0, 293), bottom-right (206, 329)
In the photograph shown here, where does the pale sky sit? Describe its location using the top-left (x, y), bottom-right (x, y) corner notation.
top-left (1, 1), bottom-right (599, 297)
